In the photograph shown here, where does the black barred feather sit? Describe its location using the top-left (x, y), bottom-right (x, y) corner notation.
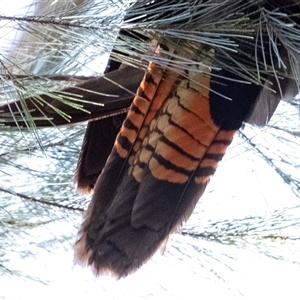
top-left (74, 1), bottom-right (300, 277)
top-left (74, 59), bottom-right (240, 277)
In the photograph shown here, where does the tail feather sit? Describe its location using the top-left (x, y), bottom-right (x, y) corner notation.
top-left (73, 3), bottom-right (300, 278)
top-left (75, 114), bottom-right (126, 193)
top-left (74, 42), bottom-right (285, 277)
top-left (74, 58), bottom-right (239, 277)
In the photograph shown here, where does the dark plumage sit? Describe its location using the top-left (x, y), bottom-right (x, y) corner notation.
top-left (74, 1), bottom-right (300, 278)
top-left (1, 0), bottom-right (298, 278)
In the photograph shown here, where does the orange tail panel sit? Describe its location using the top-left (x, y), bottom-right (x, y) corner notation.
top-left (74, 59), bottom-right (238, 277)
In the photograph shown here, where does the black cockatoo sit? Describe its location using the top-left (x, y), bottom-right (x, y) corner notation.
top-left (1, 1), bottom-right (299, 278)
top-left (73, 1), bottom-right (300, 277)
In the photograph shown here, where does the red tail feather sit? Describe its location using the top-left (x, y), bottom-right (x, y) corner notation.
top-left (74, 57), bottom-right (240, 277)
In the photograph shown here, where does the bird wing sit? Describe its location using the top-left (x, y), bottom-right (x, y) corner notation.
top-left (0, 65), bottom-right (143, 127)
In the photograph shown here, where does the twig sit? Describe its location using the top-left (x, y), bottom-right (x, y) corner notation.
top-left (0, 187), bottom-right (84, 212)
